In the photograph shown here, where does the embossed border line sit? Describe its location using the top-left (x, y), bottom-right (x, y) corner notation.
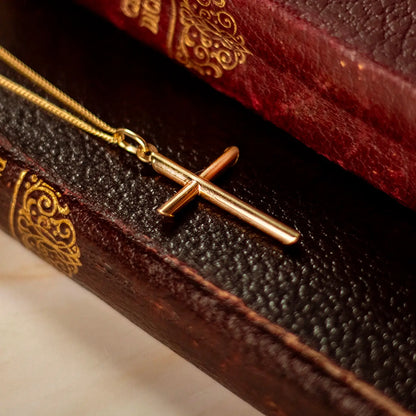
top-left (166, 0), bottom-right (177, 57)
top-left (9, 169), bottom-right (28, 239)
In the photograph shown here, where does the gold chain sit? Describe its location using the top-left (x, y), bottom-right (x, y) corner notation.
top-left (0, 45), bottom-right (117, 143)
top-left (0, 46), bottom-right (301, 244)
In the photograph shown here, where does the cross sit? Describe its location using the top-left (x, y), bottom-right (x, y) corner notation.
top-left (150, 146), bottom-right (300, 245)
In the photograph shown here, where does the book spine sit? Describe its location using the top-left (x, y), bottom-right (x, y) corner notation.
top-left (0, 138), bottom-right (409, 416)
top-left (77, 0), bottom-right (416, 210)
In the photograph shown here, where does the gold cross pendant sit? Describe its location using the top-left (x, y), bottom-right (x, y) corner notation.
top-left (118, 129), bottom-right (300, 245)
top-left (0, 46), bottom-right (297, 246)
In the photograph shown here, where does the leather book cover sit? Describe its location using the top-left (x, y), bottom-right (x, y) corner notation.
top-left (0, 1), bottom-right (415, 415)
top-left (76, 0), bottom-right (416, 212)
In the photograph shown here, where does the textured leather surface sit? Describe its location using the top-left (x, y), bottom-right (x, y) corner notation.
top-left (78, 0), bottom-right (416, 215)
top-left (0, 0), bottom-right (415, 413)
top-left (281, 0), bottom-right (416, 82)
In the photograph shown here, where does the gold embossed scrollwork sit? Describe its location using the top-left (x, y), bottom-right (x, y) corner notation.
top-left (176, 0), bottom-right (251, 78)
top-left (121, 0), bottom-right (142, 17)
top-left (14, 174), bottom-right (81, 276)
top-left (0, 157), bottom-right (6, 176)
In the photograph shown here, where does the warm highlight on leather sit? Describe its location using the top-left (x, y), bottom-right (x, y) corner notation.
top-left (78, 0), bottom-right (416, 211)
top-left (0, 1), bottom-right (415, 415)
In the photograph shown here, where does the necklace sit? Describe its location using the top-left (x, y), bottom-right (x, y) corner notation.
top-left (0, 45), bottom-right (299, 245)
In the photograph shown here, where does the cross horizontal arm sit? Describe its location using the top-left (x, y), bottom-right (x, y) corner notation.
top-left (158, 146), bottom-right (239, 217)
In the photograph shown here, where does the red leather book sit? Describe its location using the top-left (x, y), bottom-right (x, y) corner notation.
top-left (1, 1), bottom-right (416, 415)
top-left (76, 0), bottom-right (416, 210)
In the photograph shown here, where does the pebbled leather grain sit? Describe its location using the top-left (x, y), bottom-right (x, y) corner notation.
top-left (78, 0), bottom-right (416, 213)
top-left (280, 0), bottom-right (416, 82)
top-left (0, 0), bottom-right (415, 413)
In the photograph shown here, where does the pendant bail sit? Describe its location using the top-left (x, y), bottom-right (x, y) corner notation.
top-left (115, 128), bottom-right (153, 159)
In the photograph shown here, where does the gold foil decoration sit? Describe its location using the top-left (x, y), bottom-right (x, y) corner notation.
top-left (120, 0), bottom-right (250, 77)
top-left (121, 0), bottom-right (162, 34)
top-left (0, 156), bottom-right (6, 176)
top-left (121, 0), bottom-right (142, 17)
top-left (175, 0), bottom-right (251, 77)
top-left (9, 171), bottom-right (81, 276)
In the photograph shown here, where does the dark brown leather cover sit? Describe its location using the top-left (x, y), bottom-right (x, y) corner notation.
top-left (0, 1), bottom-right (415, 415)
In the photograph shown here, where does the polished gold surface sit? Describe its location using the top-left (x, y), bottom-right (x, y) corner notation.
top-left (158, 146), bottom-right (239, 217)
top-left (0, 45), bottom-right (300, 245)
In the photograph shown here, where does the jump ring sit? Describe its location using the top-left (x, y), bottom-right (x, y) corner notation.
top-left (115, 128), bottom-right (149, 155)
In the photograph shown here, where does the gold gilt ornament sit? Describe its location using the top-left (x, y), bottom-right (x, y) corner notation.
top-left (10, 172), bottom-right (81, 277)
top-left (176, 0), bottom-right (251, 77)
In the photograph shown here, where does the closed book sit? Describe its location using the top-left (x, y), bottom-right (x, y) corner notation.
top-left (0, 1), bottom-right (415, 415)
top-left (76, 0), bottom-right (416, 211)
